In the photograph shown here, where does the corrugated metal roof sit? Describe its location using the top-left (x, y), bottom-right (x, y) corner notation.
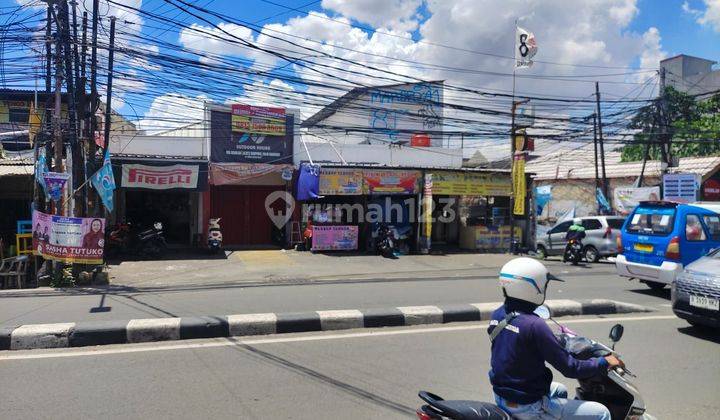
top-left (0, 163), bottom-right (33, 177)
top-left (526, 145), bottom-right (720, 181)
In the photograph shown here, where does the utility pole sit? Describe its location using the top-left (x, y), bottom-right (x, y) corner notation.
top-left (659, 67), bottom-right (671, 171)
top-left (509, 98), bottom-right (529, 253)
top-left (593, 113), bottom-right (600, 213)
top-left (88, 0), bottom-right (99, 214)
top-left (595, 82), bottom-right (610, 213)
top-left (103, 17), bottom-right (116, 154)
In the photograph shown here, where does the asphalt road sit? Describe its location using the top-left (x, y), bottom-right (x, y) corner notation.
top-left (0, 261), bottom-right (671, 326)
top-left (0, 262), bottom-right (669, 326)
top-left (1, 312), bottom-right (717, 419)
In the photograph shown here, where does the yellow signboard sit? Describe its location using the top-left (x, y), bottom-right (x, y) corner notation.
top-left (512, 156), bottom-right (526, 216)
top-left (431, 171), bottom-right (511, 196)
top-left (319, 168), bottom-right (363, 195)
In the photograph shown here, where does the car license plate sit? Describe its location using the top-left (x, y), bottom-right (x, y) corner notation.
top-left (634, 243), bottom-right (653, 253)
top-left (690, 295), bottom-right (720, 311)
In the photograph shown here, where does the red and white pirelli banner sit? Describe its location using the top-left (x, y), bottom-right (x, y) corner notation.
top-left (121, 163), bottom-right (199, 190)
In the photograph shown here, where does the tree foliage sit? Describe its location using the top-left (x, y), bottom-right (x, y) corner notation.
top-left (621, 87), bottom-right (720, 162)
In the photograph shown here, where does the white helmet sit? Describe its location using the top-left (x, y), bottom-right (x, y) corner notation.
top-left (499, 257), bottom-right (563, 305)
top-left (573, 217), bottom-right (582, 225)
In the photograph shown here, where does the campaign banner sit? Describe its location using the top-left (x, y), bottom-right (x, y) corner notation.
top-left (43, 172), bottom-right (70, 201)
top-left (32, 210), bottom-right (105, 264)
top-left (613, 186), bottom-right (660, 215)
top-left (319, 168), bottom-right (363, 195)
top-left (211, 110), bottom-right (294, 164)
top-left (363, 169), bottom-right (420, 195)
top-left (512, 155), bottom-right (526, 216)
top-left (311, 225), bottom-right (358, 251)
top-left (432, 171), bottom-right (511, 196)
top-left (121, 163), bottom-right (199, 190)
top-left (231, 104), bottom-right (286, 136)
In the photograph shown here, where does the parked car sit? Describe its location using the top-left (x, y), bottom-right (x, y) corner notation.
top-left (616, 201), bottom-right (720, 290)
top-left (672, 248), bottom-right (720, 329)
top-left (535, 216), bottom-right (625, 262)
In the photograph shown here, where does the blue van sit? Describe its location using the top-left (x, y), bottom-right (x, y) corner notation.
top-left (615, 201), bottom-right (720, 290)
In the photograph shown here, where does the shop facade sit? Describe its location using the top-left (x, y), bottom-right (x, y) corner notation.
top-left (205, 104), bottom-right (297, 248)
top-left (113, 158), bottom-right (208, 246)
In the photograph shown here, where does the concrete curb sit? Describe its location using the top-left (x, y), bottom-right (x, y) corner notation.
top-left (0, 299), bottom-right (652, 351)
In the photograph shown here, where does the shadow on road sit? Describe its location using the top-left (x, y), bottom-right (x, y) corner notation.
top-left (677, 326), bottom-right (720, 344)
top-left (627, 287), bottom-right (671, 301)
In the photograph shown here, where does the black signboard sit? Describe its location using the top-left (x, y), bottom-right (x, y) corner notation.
top-left (210, 110), bottom-right (294, 164)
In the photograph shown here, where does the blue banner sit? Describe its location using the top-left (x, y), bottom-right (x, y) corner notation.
top-left (91, 158), bottom-right (116, 212)
top-left (596, 188), bottom-right (611, 214)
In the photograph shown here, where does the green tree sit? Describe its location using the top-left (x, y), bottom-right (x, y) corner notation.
top-left (621, 87), bottom-right (720, 162)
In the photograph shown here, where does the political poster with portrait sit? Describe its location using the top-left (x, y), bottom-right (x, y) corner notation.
top-left (32, 210), bottom-right (105, 264)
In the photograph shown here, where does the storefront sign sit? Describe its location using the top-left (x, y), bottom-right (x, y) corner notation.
top-left (122, 164), bottom-right (199, 190)
top-left (231, 104), bottom-right (286, 136)
top-left (211, 110), bottom-right (294, 164)
top-left (363, 169), bottom-right (420, 195)
top-left (703, 179), bottom-right (720, 201)
top-left (663, 173), bottom-right (699, 203)
top-left (475, 225), bottom-right (522, 250)
top-left (613, 186), bottom-right (660, 215)
top-left (432, 171), bottom-right (511, 196)
top-left (319, 168), bottom-right (363, 195)
top-left (32, 210), bottom-right (105, 264)
top-left (311, 225), bottom-right (358, 251)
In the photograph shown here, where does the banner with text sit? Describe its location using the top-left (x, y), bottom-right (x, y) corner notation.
top-left (32, 211), bottom-right (105, 264)
top-left (311, 225), bottom-right (359, 251)
top-left (231, 104), bottom-right (286, 136)
top-left (121, 163), bottom-right (199, 190)
top-left (432, 171), bottom-right (511, 196)
top-left (319, 168), bottom-right (364, 195)
top-left (363, 169), bottom-right (420, 195)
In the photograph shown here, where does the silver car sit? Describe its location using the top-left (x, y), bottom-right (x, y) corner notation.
top-left (536, 216), bottom-right (625, 262)
top-left (672, 248), bottom-right (720, 329)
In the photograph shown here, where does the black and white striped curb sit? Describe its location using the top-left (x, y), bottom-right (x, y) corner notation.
top-left (0, 299), bottom-right (651, 351)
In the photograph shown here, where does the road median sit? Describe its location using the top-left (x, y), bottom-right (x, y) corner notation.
top-left (0, 299), bottom-right (653, 351)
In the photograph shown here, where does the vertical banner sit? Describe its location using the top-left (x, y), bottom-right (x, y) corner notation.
top-left (422, 173), bottom-right (433, 252)
top-left (512, 155), bottom-right (526, 216)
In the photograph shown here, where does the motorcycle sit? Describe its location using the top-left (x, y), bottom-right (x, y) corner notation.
top-left (563, 239), bottom-right (583, 265)
top-left (207, 218), bottom-right (223, 254)
top-left (416, 306), bottom-right (655, 420)
top-left (375, 223), bottom-right (397, 259)
top-left (106, 221), bottom-right (167, 259)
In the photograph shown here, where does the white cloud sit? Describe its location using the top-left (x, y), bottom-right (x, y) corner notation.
top-left (697, 0), bottom-right (720, 32)
top-left (638, 27), bottom-right (667, 74)
top-left (321, 0), bottom-right (422, 31)
top-left (137, 93), bottom-right (207, 134)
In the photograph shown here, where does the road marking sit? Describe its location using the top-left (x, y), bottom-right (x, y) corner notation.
top-left (0, 315), bottom-right (676, 361)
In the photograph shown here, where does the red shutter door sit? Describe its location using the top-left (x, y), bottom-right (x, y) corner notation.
top-left (211, 186), bottom-right (280, 246)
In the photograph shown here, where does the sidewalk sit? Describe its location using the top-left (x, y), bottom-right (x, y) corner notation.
top-left (106, 250), bottom-right (521, 288)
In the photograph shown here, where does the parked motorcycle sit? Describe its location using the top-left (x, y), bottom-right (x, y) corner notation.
top-left (106, 221), bottom-right (167, 259)
top-left (416, 307), bottom-right (655, 420)
top-left (207, 218), bottom-right (223, 254)
top-left (375, 223), bottom-right (397, 259)
top-left (563, 239), bottom-right (583, 265)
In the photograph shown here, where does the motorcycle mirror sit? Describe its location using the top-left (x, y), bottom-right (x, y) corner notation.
top-left (533, 305), bottom-right (551, 320)
top-left (609, 324), bottom-right (624, 343)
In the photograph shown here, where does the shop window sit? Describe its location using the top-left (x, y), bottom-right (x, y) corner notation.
top-left (8, 108), bottom-right (30, 123)
top-left (685, 215), bottom-right (707, 242)
top-left (703, 215), bottom-right (720, 240)
top-left (549, 221), bottom-right (572, 235)
top-left (582, 219), bottom-right (603, 231)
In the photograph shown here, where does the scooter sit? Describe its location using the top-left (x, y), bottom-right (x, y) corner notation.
top-left (375, 223), bottom-right (397, 259)
top-left (416, 306), bottom-right (656, 420)
top-left (106, 221), bottom-right (167, 259)
top-left (207, 218), bottom-right (223, 254)
top-left (563, 239), bottom-right (583, 265)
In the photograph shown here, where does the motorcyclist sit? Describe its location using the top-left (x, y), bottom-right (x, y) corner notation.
top-left (563, 218), bottom-right (586, 262)
top-left (488, 257), bottom-right (623, 419)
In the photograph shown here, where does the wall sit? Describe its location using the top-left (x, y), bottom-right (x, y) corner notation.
top-left (294, 139), bottom-right (463, 168)
top-left (536, 176), bottom-right (661, 221)
top-left (109, 135), bottom-right (207, 158)
top-left (308, 82), bottom-right (445, 146)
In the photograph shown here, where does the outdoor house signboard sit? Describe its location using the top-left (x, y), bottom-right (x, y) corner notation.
top-left (210, 106), bottom-right (294, 164)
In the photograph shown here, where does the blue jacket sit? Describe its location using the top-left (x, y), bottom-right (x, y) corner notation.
top-left (488, 302), bottom-right (608, 404)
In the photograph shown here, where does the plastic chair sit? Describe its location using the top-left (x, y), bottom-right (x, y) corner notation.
top-left (0, 255), bottom-right (28, 289)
